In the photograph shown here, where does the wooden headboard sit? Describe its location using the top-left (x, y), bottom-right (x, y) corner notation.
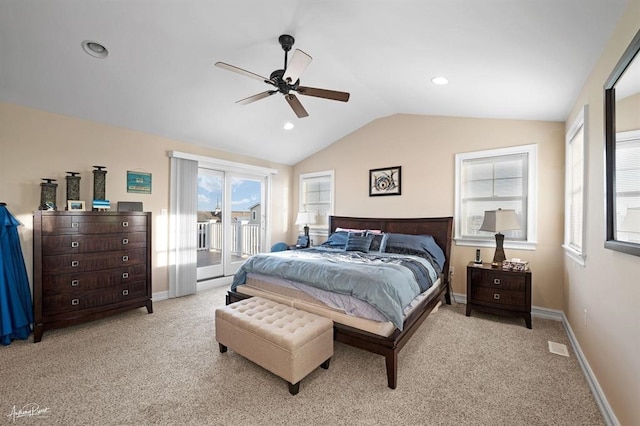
top-left (329, 215), bottom-right (454, 278)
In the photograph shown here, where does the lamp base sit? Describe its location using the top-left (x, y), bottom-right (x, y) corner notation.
top-left (303, 225), bottom-right (310, 248)
top-left (492, 232), bottom-right (506, 268)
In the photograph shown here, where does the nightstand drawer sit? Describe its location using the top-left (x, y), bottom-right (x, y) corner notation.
top-left (470, 287), bottom-right (527, 309)
top-left (476, 271), bottom-right (526, 291)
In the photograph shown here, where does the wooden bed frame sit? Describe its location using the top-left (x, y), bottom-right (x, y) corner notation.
top-left (227, 215), bottom-right (454, 389)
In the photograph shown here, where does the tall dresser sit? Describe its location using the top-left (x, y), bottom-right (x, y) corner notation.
top-left (33, 211), bottom-right (153, 342)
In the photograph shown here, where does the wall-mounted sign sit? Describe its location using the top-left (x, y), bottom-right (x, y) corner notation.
top-left (127, 171), bottom-right (152, 194)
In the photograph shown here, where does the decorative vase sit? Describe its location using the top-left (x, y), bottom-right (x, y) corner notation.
top-left (39, 178), bottom-right (58, 210)
top-left (65, 171), bottom-right (81, 203)
top-left (92, 166), bottom-right (107, 201)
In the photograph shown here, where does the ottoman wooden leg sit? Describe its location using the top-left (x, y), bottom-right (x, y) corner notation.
top-left (219, 343), bottom-right (227, 353)
top-left (321, 358), bottom-right (331, 369)
top-left (288, 381), bottom-right (300, 395)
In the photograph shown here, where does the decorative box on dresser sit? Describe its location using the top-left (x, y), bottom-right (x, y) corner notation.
top-left (33, 211), bottom-right (153, 342)
top-left (466, 262), bottom-right (532, 329)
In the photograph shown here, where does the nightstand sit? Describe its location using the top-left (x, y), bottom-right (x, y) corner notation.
top-left (466, 262), bottom-right (532, 329)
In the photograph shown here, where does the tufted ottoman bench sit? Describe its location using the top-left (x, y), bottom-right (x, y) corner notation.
top-left (215, 297), bottom-right (334, 395)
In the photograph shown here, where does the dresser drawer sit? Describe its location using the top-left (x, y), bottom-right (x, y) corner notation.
top-left (42, 264), bottom-right (147, 292)
top-left (43, 248), bottom-right (146, 273)
top-left (470, 269), bottom-right (526, 291)
top-left (41, 214), bottom-right (147, 235)
top-left (42, 281), bottom-right (148, 316)
top-left (470, 287), bottom-right (527, 310)
top-left (41, 232), bottom-right (147, 254)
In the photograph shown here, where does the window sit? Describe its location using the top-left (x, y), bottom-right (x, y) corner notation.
top-left (455, 144), bottom-right (537, 249)
top-left (299, 170), bottom-right (334, 237)
top-left (615, 130), bottom-right (640, 243)
top-left (564, 107), bottom-right (587, 263)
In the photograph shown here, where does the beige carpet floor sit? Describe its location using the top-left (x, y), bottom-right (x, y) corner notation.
top-left (0, 286), bottom-right (603, 425)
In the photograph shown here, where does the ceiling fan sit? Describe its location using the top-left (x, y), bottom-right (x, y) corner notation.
top-left (215, 34), bottom-right (350, 118)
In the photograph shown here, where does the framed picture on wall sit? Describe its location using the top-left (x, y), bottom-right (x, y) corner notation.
top-left (369, 166), bottom-right (401, 196)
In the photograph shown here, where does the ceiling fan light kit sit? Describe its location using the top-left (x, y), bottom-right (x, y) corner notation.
top-left (215, 34), bottom-right (350, 118)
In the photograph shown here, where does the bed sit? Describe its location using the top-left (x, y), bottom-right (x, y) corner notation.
top-left (227, 215), bottom-right (454, 389)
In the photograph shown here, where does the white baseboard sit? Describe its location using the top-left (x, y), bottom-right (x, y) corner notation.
top-left (152, 290), bottom-right (169, 302)
top-left (450, 292), bottom-right (618, 425)
top-left (450, 292), bottom-right (563, 321)
top-left (153, 276), bottom-right (231, 303)
top-left (561, 312), bottom-right (619, 426)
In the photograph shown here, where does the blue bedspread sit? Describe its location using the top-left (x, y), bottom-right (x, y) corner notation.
top-left (232, 248), bottom-right (439, 330)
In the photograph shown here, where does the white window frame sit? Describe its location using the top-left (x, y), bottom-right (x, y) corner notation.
top-left (563, 106), bottom-right (587, 265)
top-left (454, 144), bottom-right (538, 250)
top-left (299, 170), bottom-right (335, 239)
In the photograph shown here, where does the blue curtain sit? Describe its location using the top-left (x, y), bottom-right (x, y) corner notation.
top-left (0, 205), bottom-right (33, 345)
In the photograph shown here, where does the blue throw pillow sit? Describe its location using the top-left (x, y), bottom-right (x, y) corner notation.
top-left (345, 233), bottom-right (374, 253)
top-left (320, 231), bottom-right (349, 247)
top-left (368, 232), bottom-right (389, 252)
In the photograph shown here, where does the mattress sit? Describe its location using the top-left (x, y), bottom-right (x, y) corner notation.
top-left (235, 273), bottom-right (443, 337)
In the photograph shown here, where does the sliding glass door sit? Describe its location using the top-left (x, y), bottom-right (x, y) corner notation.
top-left (197, 169), bottom-right (265, 280)
top-left (197, 169), bottom-right (224, 280)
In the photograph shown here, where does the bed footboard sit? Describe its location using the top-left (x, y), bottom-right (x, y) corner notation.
top-left (227, 281), bottom-right (448, 389)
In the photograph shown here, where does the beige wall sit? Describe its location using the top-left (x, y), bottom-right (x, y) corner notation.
top-left (564, 0), bottom-right (640, 424)
top-left (293, 114), bottom-right (565, 310)
top-left (0, 102), bottom-right (292, 294)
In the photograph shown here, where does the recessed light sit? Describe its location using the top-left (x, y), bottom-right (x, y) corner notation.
top-left (81, 40), bottom-right (109, 59)
top-left (283, 122), bottom-right (294, 130)
top-left (431, 76), bottom-right (448, 85)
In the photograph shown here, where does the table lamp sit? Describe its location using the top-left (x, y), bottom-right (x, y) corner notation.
top-left (295, 211), bottom-right (316, 247)
top-left (479, 208), bottom-right (520, 267)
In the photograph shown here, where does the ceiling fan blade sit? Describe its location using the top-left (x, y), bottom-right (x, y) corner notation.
top-left (284, 94), bottom-right (309, 118)
top-left (283, 49), bottom-right (312, 84)
top-left (296, 86), bottom-right (350, 102)
top-left (215, 62), bottom-right (272, 85)
top-left (236, 90), bottom-right (277, 105)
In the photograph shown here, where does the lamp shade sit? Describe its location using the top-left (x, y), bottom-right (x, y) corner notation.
top-left (295, 211), bottom-right (316, 226)
top-left (479, 209), bottom-right (520, 233)
top-left (620, 207), bottom-right (640, 232)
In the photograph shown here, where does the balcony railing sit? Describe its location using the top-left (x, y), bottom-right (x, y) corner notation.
top-left (197, 221), bottom-right (260, 257)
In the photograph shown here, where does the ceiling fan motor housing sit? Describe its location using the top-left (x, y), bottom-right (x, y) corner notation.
top-left (270, 69), bottom-right (299, 94)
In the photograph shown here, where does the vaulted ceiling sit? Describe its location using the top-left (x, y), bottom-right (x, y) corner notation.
top-left (0, 0), bottom-right (628, 165)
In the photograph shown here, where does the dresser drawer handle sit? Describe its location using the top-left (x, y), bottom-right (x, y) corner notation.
top-left (122, 255), bottom-right (129, 262)
top-left (71, 260), bottom-right (79, 267)
top-left (122, 272), bottom-right (129, 279)
top-left (122, 289), bottom-right (129, 296)
top-left (71, 241), bottom-right (79, 248)
top-left (122, 238), bottom-right (129, 245)
top-left (71, 222), bottom-right (79, 228)
top-left (493, 278), bottom-right (501, 285)
top-left (122, 221), bottom-right (129, 227)
top-left (71, 298), bottom-right (80, 306)
top-left (493, 293), bottom-right (501, 300)
top-left (71, 279), bottom-right (79, 287)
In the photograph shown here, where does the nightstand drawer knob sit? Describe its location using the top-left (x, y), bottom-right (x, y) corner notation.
top-left (71, 298), bottom-right (80, 306)
top-left (493, 293), bottom-right (501, 300)
top-left (493, 278), bottom-right (501, 285)
top-left (71, 241), bottom-right (79, 248)
top-left (122, 272), bottom-right (129, 279)
top-left (122, 221), bottom-right (129, 227)
top-left (71, 222), bottom-right (79, 228)
top-left (122, 238), bottom-right (129, 245)
top-left (71, 260), bottom-right (79, 267)
top-left (122, 289), bottom-right (129, 296)
top-left (122, 255), bottom-right (129, 262)
top-left (71, 279), bottom-right (79, 287)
